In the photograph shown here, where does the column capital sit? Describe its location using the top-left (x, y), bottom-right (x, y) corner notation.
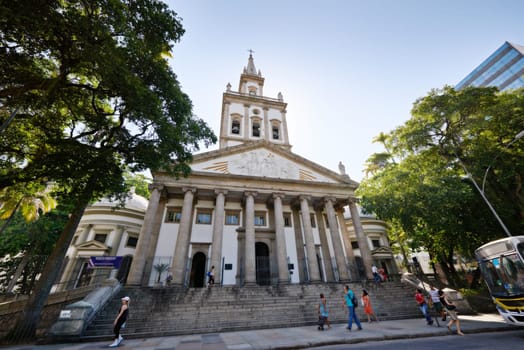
top-left (215, 189), bottom-right (228, 196)
top-left (244, 191), bottom-right (258, 198)
top-left (298, 195), bottom-right (311, 202)
top-left (348, 197), bottom-right (360, 206)
top-left (323, 196), bottom-right (337, 204)
top-left (182, 187), bottom-right (197, 194)
top-left (148, 184), bottom-right (165, 192)
top-left (272, 192), bottom-right (285, 200)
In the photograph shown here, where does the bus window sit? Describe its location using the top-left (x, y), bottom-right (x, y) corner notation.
top-left (501, 254), bottom-right (524, 294)
top-left (518, 243), bottom-right (524, 261)
top-left (479, 260), bottom-right (506, 296)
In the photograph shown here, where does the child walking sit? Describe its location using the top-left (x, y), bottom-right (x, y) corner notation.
top-left (317, 293), bottom-right (332, 330)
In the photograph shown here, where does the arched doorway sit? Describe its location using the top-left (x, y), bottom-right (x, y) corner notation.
top-left (256, 242), bottom-right (270, 285)
top-left (117, 255), bottom-right (133, 284)
top-left (355, 256), bottom-right (366, 280)
top-left (189, 252), bottom-right (207, 288)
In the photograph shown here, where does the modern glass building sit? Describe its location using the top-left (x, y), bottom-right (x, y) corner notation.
top-left (456, 41), bottom-right (524, 91)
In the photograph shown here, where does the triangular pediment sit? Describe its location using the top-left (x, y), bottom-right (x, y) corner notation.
top-left (190, 140), bottom-right (357, 185)
top-left (371, 246), bottom-right (393, 255)
top-left (76, 240), bottom-right (109, 251)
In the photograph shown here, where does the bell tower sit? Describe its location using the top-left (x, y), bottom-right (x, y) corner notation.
top-left (219, 53), bottom-right (291, 150)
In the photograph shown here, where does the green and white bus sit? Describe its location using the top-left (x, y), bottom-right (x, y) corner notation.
top-left (475, 236), bottom-right (524, 326)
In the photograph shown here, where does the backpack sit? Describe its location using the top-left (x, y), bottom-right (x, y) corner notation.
top-left (350, 291), bottom-right (358, 308)
top-left (207, 271), bottom-right (211, 277)
top-left (352, 295), bottom-right (358, 308)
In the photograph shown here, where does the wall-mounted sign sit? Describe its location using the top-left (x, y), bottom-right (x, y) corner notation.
top-left (89, 256), bottom-right (122, 268)
top-left (60, 310), bottom-right (72, 319)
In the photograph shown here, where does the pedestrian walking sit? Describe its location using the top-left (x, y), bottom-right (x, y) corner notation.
top-left (371, 264), bottom-right (381, 285)
top-left (429, 286), bottom-right (446, 321)
top-left (361, 289), bottom-right (379, 322)
top-left (415, 288), bottom-right (433, 325)
top-left (317, 293), bottom-right (331, 330)
top-left (109, 296), bottom-right (129, 347)
top-left (343, 285), bottom-right (362, 331)
top-left (439, 290), bottom-right (464, 335)
top-left (207, 265), bottom-right (215, 287)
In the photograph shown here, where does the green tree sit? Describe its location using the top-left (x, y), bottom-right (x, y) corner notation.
top-left (1, 0), bottom-right (216, 340)
top-left (358, 86), bottom-right (524, 285)
top-left (124, 172), bottom-right (152, 199)
top-left (0, 182), bottom-right (57, 235)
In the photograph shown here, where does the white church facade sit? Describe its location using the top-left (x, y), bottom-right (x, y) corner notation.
top-left (58, 55), bottom-right (398, 289)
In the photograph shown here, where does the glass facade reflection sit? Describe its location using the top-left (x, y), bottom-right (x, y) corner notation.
top-left (456, 41), bottom-right (524, 91)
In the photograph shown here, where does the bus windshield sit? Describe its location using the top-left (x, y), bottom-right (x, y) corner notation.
top-left (479, 253), bottom-right (524, 297)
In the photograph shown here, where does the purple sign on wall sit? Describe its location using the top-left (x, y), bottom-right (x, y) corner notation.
top-left (89, 256), bottom-right (123, 268)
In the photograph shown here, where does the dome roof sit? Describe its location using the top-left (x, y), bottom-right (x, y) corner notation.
top-left (91, 188), bottom-right (148, 212)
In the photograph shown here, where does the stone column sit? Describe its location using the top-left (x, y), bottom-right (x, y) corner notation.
top-left (143, 198), bottom-right (167, 284)
top-left (243, 104), bottom-right (250, 141)
top-left (210, 189), bottom-right (227, 284)
top-left (299, 196), bottom-right (321, 283)
top-left (127, 185), bottom-right (164, 286)
top-left (219, 102), bottom-right (230, 148)
top-left (337, 209), bottom-right (357, 280)
top-left (281, 109), bottom-right (289, 145)
top-left (77, 224), bottom-right (92, 244)
top-left (273, 193), bottom-right (289, 284)
top-left (171, 187), bottom-right (196, 286)
top-left (110, 225), bottom-right (125, 256)
top-left (315, 209), bottom-right (335, 282)
top-left (349, 199), bottom-right (374, 279)
top-left (244, 191), bottom-right (257, 285)
top-left (263, 107), bottom-right (270, 140)
top-left (324, 198), bottom-right (350, 281)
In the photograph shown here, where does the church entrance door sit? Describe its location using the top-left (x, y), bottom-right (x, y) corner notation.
top-left (189, 252), bottom-right (206, 288)
top-left (116, 255), bottom-right (133, 284)
top-left (255, 242), bottom-right (270, 285)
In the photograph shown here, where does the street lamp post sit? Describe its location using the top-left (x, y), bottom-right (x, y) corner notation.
top-left (457, 158), bottom-right (512, 237)
top-left (456, 130), bottom-right (524, 238)
top-left (481, 130), bottom-right (524, 193)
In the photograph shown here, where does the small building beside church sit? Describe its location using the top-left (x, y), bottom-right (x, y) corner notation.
top-left (56, 55), bottom-right (397, 290)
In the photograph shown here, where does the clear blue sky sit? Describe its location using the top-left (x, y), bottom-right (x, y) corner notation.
top-left (164, 0), bottom-right (524, 182)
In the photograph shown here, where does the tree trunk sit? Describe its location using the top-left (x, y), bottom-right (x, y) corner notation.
top-left (6, 252), bottom-right (31, 294)
top-left (0, 198), bottom-right (22, 235)
top-left (5, 198), bottom-right (89, 342)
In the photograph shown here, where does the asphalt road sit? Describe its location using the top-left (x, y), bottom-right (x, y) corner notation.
top-left (307, 329), bottom-right (524, 350)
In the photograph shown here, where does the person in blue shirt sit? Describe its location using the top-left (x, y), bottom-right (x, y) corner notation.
top-left (317, 293), bottom-right (331, 330)
top-left (343, 285), bottom-right (362, 331)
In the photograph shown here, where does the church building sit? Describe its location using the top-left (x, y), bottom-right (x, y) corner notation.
top-left (124, 54), bottom-right (376, 287)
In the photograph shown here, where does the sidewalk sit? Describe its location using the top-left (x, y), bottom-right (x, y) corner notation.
top-left (4, 314), bottom-right (517, 350)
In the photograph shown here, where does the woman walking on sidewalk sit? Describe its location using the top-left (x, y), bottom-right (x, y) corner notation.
top-left (362, 289), bottom-right (379, 323)
top-left (109, 296), bottom-right (130, 347)
top-left (439, 290), bottom-right (464, 336)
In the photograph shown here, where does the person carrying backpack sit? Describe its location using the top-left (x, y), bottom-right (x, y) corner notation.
top-left (207, 266), bottom-right (215, 287)
top-left (343, 285), bottom-right (362, 331)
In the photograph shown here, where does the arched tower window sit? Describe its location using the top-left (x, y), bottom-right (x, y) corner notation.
top-left (272, 122), bottom-right (280, 140)
top-left (231, 119), bottom-right (240, 135)
top-left (252, 119), bottom-right (261, 137)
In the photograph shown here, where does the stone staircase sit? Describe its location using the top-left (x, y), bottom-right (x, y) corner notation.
top-left (81, 281), bottom-right (421, 341)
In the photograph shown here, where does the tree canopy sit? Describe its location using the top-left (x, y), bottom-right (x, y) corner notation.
top-left (0, 0), bottom-right (216, 340)
top-left (358, 86), bottom-right (524, 284)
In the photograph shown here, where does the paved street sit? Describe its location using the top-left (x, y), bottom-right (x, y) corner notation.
top-left (1, 313), bottom-right (517, 350)
top-left (308, 329), bottom-right (524, 349)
